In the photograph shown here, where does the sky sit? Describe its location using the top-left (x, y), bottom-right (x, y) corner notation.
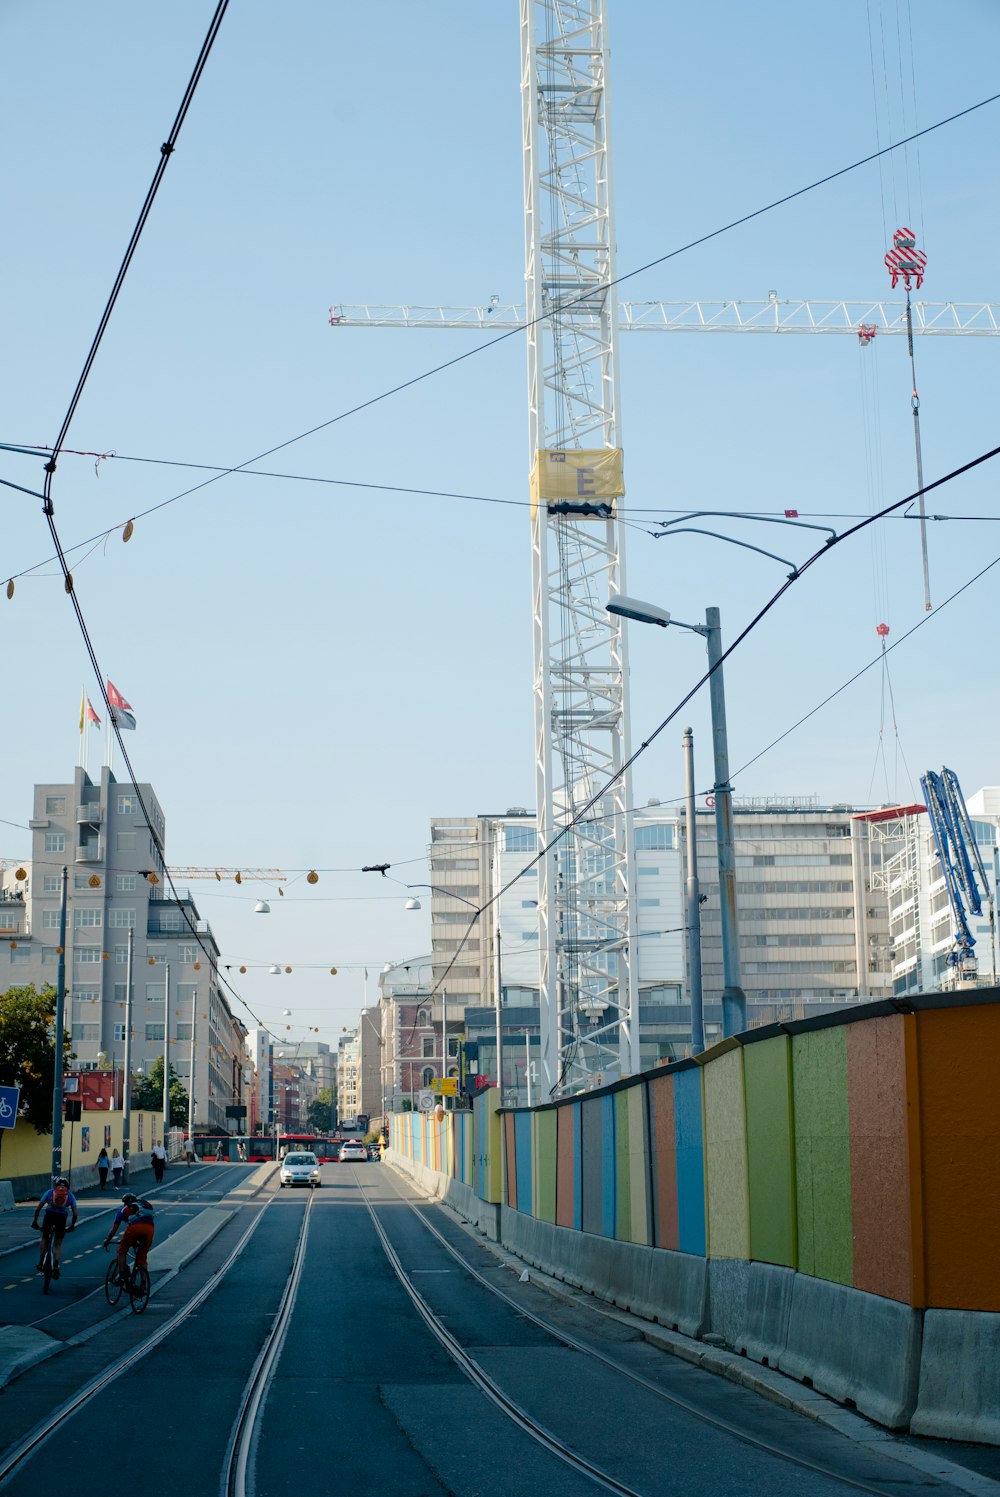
top-left (2, 1), bottom-right (998, 1052)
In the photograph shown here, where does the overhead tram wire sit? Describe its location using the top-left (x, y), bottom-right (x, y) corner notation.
top-left (7, 89), bottom-right (996, 586)
top-left (31, 0), bottom-right (267, 1030)
top-left (419, 445), bottom-right (1000, 1006)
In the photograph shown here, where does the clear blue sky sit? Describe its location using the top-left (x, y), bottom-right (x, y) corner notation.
top-left (2, 1), bottom-right (998, 1049)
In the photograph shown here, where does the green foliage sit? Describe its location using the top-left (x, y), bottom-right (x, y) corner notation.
top-left (133, 1055), bottom-right (189, 1126)
top-left (306, 1086), bottom-right (332, 1133)
top-left (0, 983), bottom-right (69, 1135)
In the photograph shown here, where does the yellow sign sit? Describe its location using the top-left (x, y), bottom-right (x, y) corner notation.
top-left (431, 1077), bottom-right (459, 1096)
top-left (530, 448), bottom-right (624, 517)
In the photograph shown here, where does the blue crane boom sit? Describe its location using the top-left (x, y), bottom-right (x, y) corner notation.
top-left (919, 768), bottom-right (991, 973)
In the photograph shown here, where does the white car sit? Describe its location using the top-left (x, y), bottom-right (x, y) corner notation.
top-left (338, 1141), bottom-right (368, 1163)
top-left (279, 1151), bottom-right (322, 1188)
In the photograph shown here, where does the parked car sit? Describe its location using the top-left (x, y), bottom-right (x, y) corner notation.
top-left (279, 1151), bottom-right (322, 1188)
top-left (338, 1140), bottom-right (368, 1163)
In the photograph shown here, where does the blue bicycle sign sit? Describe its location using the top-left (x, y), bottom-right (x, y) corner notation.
top-left (0, 1085), bottom-right (21, 1129)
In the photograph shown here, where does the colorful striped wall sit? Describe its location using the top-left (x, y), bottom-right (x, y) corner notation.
top-left (389, 994), bottom-right (1000, 1313)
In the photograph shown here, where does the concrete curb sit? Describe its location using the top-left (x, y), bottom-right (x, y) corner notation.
top-left (227, 1161), bottom-right (278, 1201)
top-left (148, 1207), bottom-right (234, 1272)
top-left (0, 1327), bottom-right (61, 1389)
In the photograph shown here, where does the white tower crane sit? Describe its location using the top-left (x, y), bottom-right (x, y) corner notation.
top-left (331, 10), bottom-right (997, 1099)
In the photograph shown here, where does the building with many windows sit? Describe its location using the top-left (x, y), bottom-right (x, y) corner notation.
top-left (3, 767), bottom-right (247, 1132)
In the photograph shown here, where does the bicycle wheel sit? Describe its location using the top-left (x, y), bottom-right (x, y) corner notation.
top-left (129, 1264), bottom-right (150, 1314)
top-left (105, 1260), bottom-right (124, 1306)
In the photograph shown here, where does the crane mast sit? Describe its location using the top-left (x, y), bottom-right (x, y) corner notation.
top-left (522, 0), bottom-right (637, 1094)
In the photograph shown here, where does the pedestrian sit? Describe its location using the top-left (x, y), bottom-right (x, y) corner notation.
top-left (184, 1136), bottom-right (196, 1167)
top-left (96, 1147), bottom-right (110, 1192)
top-left (151, 1140), bottom-right (167, 1183)
top-left (110, 1148), bottom-right (125, 1190)
top-left (215, 1140), bottom-right (226, 1162)
top-left (237, 1141), bottom-right (247, 1163)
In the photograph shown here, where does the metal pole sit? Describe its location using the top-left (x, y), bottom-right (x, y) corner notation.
top-left (122, 926), bottom-right (134, 1179)
top-left (525, 1031), bottom-right (533, 1107)
top-left (682, 729), bottom-right (705, 1054)
top-left (493, 823), bottom-right (503, 1093)
top-left (50, 866), bottom-right (69, 1180)
top-left (441, 988), bottom-right (447, 1111)
top-left (163, 963), bottom-right (171, 1144)
top-left (187, 975), bottom-right (197, 1143)
top-left (906, 289), bottom-right (932, 611)
top-left (705, 608), bottom-right (747, 1036)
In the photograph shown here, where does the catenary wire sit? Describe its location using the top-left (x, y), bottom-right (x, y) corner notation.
top-left (8, 89), bottom-right (996, 584)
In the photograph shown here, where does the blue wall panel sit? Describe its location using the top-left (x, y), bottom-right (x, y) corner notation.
top-left (601, 1094), bottom-right (617, 1239)
top-left (514, 1111), bottom-right (533, 1217)
top-left (674, 1067), bottom-right (707, 1256)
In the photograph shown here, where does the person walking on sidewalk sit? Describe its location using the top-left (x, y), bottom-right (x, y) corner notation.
top-left (97, 1147), bottom-right (110, 1192)
top-left (184, 1136), bottom-right (196, 1167)
top-left (110, 1148), bottom-right (125, 1190)
top-left (151, 1140), bottom-right (167, 1183)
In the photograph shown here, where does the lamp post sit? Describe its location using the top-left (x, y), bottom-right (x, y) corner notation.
top-left (122, 927), bottom-right (135, 1179)
top-left (606, 595), bottom-right (747, 1038)
top-left (682, 727), bottom-right (706, 1054)
top-left (50, 865), bottom-right (69, 1181)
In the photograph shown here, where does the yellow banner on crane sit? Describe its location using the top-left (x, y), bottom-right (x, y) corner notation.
top-left (530, 448), bottom-right (624, 517)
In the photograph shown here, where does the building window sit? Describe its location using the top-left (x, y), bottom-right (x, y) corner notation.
top-left (45, 796), bottom-right (67, 816)
top-left (74, 874), bottom-right (93, 890)
top-left (178, 944), bottom-right (198, 964)
top-left (109, 909), bottom-right (135, 929)
top-left (75, 948), bottom-right (102, 963)
top-left (145, 982), bottom-right (166, 1001)
top-left (447, 1037), bottom-right (459, 1058)
top-left (117, 874), bottom-right (137, 893)
top-left (422, 1037), bottom-right (435, 1058)
top-left (74, 988), bottom-right (100, 1002)
top-left (637, 866), bottom-right (660, 876)
top-left (416, 1008), bottom-right (429, 1026)
top-left (113, 983), bottom-right (127, 1002)
top-left (176, 1023), bottom-right (192, 1041)
top-left (113, 1024), bottom-right (126, 1041)
top-left (635, 825), bottom-right (674, 850)
top-left (421, 1067), bottom-right (435, 1088)
top-left (115, 946), bottom-right (129, 965)
top-left (521, 900), bottom-right (537, 909)
top-left (42, 910), bottom-right (62, 929)
top-left (72, 1023), bottom-right (99, 1041)
top-left (117, 794), bottom-right (137, 814)
top-left (43, 874), bottom-right (60, 893)
top-left (145, 1023), bottom-right (165, 1041)
top-left (639, 898), bottom-right (660, 907)
top-left (44, 833), bottom-right (66, 853)
top-left (116, 833), bottom-right (136, 852)
top-left (504, 825), bottom-right (537, 853)
top-left (75, 908), bottom-right (103, 928)
top-left (521, 931), bottom-right (539, 941)
top-left (10, 948), bottom-right (31, 964)
top-left (177, 984), bottom-right (197, 1004)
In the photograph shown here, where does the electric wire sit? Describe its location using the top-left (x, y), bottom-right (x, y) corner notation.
top-left (7, 90), bottom-right (996, 590)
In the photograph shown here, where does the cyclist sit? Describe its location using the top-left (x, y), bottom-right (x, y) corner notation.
top-left (31, 1176), bottom-right (79, 1279)
top-left (103, 1192), bottom-right (155, 1276)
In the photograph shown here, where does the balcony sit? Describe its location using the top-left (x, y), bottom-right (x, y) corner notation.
top-left (77, 803), bottom-right (103, 824)
top-left (75, 838), bottom-right (102, 863)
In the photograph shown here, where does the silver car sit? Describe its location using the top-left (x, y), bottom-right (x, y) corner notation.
top-left (279, 1151), bottom-right (321, 1188)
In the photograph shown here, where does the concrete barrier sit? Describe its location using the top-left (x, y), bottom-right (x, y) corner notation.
top-left (735, 1262), bottom-right (796, 1367)
top-left (148, 1207), bottom-right (233, 1272)
top-left (0, 1181), bottom-right (15, 1212)
top-left (645, 1248), bottom-right (708, 1339)
top-left (911, 1309), bottom-right (1000, 1444)
top-left (778, 1274), bottom-right (922, 1429)
top-left (707, 1258), bottom-right (752, 1349)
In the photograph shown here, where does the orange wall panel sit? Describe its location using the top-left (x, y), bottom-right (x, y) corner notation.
top-left (846, 1014), bottom-right (916, 1303)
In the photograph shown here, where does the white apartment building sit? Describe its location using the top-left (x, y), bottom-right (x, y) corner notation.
top-left (2, 767), bottom-right (247, 1132)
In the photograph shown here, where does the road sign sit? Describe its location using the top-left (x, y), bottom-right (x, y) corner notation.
top-left (0, 1085), bottom-right (20, 1129)
top-left (431, 1077), bottom-right (459, 1096)
top-left (417, 1089), bottom-right (435, 1113)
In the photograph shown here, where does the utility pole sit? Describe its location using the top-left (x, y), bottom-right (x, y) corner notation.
top-left (705, 608), bottom-right (747, 1036)
top-left (187, 981), bottom-right (197, 1143)
top-left (163, 962), bottom-right (171, 1145)
top-left (682, 730), bottom-right (705, 1054)
top-left (122, 926), bottom-right (135, 1179)
top-left (50, 866), bottom-right (69, 1181)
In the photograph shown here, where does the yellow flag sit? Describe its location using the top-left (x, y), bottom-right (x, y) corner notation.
top-left (79, 688), bottom-right (85, 733)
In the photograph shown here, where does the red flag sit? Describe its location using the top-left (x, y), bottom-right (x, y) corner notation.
top-left (86, 698), bottom-right (102, 728)
top-left (106, 681), bottom-right (136, 731)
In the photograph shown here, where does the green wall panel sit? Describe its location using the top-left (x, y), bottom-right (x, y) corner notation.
top-left (704, 1048), bottom-right (749, 1259)
top-left (792, 1026), bottom-right (853, 1285)
top-left (744, 1035), bottom-right (797, 1267)
top-left (535, 1109), bottom-right (558, 1224)
top-left (615, 1091), bottom-right (632, 1240)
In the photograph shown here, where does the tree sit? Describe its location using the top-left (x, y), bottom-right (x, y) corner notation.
top-left (133, 1056), bottom-right (189, 1127)
top-left (306, 1087), bottom-right (332, 1133)
top-left (0, 983), bottom-right (69, 1134)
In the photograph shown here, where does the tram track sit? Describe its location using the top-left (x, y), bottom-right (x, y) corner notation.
top-left (361, 1168), bottom-right (974, 1497)
top-left (0, 1178), bottom-right (285, 1485)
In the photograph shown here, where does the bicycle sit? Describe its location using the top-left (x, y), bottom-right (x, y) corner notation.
top-left (104, 1240), bottom-right (151, 1314)
top-left (33, 1220), bottom-right (73, 1295)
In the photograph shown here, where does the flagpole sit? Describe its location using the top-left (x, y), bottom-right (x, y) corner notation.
top-left (106, 702), bottom-right (114, 776)
top-left (79, 688), bottom-right (86, 774)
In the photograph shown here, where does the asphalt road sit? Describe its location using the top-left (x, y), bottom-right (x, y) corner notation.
top-left (0, 1163), bottom-right (996, 1497)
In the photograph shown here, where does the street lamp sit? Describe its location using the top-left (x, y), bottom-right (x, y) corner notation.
top-left (606, 594), bottom-right (748, 1038)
